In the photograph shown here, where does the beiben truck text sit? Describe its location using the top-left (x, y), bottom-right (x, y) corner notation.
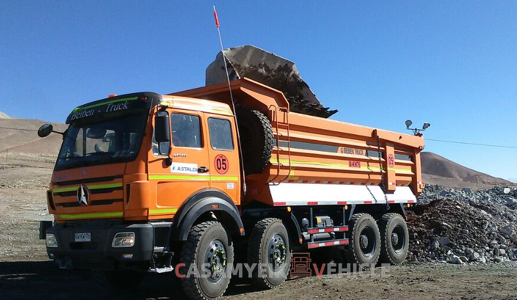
top-left (38, 78), bottom-right (425, 300)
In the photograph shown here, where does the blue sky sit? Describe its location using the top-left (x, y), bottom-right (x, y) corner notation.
top-left (1, 1), bottom-right (516, 181)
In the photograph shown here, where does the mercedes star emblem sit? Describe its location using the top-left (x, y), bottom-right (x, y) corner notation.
top-left (77, 185), bottom-right (89, 206)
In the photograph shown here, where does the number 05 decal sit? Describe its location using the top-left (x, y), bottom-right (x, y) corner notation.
top-left (214, 154), bottom-right (229, 174)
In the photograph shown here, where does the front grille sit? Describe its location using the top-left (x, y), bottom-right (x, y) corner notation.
top-left (90, 187), bottom-right (123, 194)
top-left (56, 198), bottom-right (123, 207)
top-left (53, 187), bottom-right (122, 197)
top-left (53, 175), bottom-right (123, 186)
top-left (55, 191), bottom-right (76, 197)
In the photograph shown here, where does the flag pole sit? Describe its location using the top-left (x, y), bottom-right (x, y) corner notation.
top-left (213, 6), bottom-right (235, 107)
top-left (213, 6), bottom-right (246, 194)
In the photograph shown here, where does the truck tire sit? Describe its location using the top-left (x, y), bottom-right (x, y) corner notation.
top-left (180, 221), bottom-right (234, 300)
top-left (378, 213), bottom-right (409, 265)
top-left (345, 213), bottom-right (381, 268)
top-left (91, 269), bottom-right (144, 290)
top-left (236, 109), bottom-right (273, 175)
top-left (247, 218), bottom-right (291, 289)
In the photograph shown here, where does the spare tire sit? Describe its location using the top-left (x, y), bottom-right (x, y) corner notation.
top-left (236, 109), bottom-right (274, 175)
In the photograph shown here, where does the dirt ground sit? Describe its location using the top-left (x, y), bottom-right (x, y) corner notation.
top-left (1, 159), bottom-right (517, 300)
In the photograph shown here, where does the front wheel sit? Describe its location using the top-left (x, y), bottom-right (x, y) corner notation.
top-left (179, 221), bottom-right (234, 300)
top-left (247, 218), bottom-right (291, 289)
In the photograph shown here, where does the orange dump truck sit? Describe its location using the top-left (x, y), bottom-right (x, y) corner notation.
top-left (39, 78), bottom-right (424, 300)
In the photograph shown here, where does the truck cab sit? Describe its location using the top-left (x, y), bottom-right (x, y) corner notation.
top-left (42, 93), bottom-right (244, 271)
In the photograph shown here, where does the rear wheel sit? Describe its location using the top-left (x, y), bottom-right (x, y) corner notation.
top-left (345, 213), bottom-right (381, 268)
top-left (180, 221), bottom-right (234, 300)
top-left (247, 218), bottom-right (291, 289)
top-left (378, 213), bottom-right (409, 265)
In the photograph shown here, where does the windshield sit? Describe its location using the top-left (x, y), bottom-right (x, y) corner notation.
top-left (55, 114), bottom-right (148, 171)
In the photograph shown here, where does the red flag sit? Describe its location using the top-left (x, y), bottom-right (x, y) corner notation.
top-left (213, 7), bottom-right (220, 28)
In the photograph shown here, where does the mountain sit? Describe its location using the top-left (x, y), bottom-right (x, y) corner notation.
top-left (0, 118), bottom-right (66, 162)
top-left (421, 152), bottom-right (513, 189)
top-left (0, 111), bottom-right (10, 119)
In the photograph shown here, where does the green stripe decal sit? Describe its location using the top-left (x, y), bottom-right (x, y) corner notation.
top-left (53, 182), bottom-right (123, 193)
top-left (388, 167), bottom-right (413, 174)
top-left (149, 175), bottom-right (238, 181)
top-left (150, 175), bottom-right (208, 180)
top-left (53, 186), bottom-right (79, 193)
top-left (149, 208), bottom-right (178, 215)
top-left (211, 176), bottom-right (238, 181)
top-left (72, 97), bottom-right (138, 112)
top-left (271, 158), bottom-right (412, 173)
top-left (271, 158), bottom-right (381, 170)
top-left (59, 211), bottom-right (123, 220)
top-left (88, 183), bottom-right (123, 190)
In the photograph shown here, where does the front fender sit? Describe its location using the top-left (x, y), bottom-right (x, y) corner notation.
top-left (171, 190), bottom-right (245, 241)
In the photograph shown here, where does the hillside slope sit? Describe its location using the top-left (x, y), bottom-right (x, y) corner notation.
top-left (0, 118), bottom-right (66, 162)
top-left (421, 151), bottom-right (512, 188)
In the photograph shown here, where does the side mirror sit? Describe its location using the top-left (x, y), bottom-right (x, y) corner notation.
top-left (155, 111), bottom-right (171, 142)
top-left (38, 124), bottom-right (53, 138)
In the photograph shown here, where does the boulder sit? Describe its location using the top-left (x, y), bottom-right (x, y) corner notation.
top-left (449, 255), bottom-right (463, 264)
top-left (439, 237), bottom-right (451, 245)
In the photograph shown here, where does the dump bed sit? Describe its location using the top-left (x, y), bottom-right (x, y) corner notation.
top-left (173, 78), bottom-right (424, 207)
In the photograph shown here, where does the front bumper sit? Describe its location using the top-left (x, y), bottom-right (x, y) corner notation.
top-left (46, 222), bottom-right (155, 270)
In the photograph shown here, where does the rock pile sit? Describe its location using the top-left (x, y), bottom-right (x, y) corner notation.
top-left (407, 185), bottom-right (517, 264)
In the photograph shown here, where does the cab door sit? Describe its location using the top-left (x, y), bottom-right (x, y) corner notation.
top-left (205, 114), bottom-right (241, 205)
top-left (148, 110), bottom-right (210, 217)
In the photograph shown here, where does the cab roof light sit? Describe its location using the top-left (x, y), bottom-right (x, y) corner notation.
top-left (108, 94), bottom-right (117, 98)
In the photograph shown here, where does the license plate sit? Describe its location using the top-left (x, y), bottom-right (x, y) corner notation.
top-left (75, 232), bottom-right (91, 242)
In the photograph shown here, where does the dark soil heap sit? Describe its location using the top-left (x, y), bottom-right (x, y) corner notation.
top-left (407, 192), bottom-right (517, 264)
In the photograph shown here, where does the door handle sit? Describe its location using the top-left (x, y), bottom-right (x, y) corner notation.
top-left (198, 166), bottom-right (209, 173)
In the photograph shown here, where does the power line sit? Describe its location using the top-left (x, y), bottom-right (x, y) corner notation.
top-left (0, 126), bottom-right (38, 132)
top-left (426, 138), bottom-right (517, 149)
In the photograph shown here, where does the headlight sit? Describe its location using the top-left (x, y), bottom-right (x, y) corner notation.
top-left (46, 233), bottom-right (58, 248)
top-left (112, 232), bottom-right (135, 248)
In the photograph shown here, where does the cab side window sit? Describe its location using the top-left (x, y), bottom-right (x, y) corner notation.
top-left (208, 118), bottom-right (234, 151)
top-left (171, 113), bottom-right (202, 148)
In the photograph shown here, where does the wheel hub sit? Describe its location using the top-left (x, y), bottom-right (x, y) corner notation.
top-left (268, 234), bottom-right (287, 271)
top-left (360, 235), bottom-right (369, 249)
top-left (391, 232), bottom-right (399, 246)
top-left (391, 224), bottom-right (406, 253)
top-left (204, 239), bottom-right (227, 283)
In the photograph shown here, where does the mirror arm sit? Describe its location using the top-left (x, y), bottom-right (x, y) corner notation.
top-left (51, 130), bottom-right (65, 136)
